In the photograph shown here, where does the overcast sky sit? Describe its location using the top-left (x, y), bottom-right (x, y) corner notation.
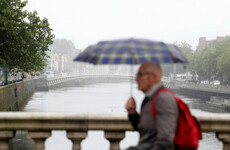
top-left (25, 0), bottom-right (230, 50)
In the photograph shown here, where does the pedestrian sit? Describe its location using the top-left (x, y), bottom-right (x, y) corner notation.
top-left (125, 62), bottom-right (178, 150)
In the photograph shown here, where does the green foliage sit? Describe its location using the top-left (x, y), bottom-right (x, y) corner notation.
top-left (163, 39), bottom-right (230, 85)
top-left (190, 36), bottom-right (230, 84)
top-left (193, 47), bottom-right (218, 80)
top-left (217, 48), bottom-right (230, 75)
top-left (0, 0), bottom-right (54, 78)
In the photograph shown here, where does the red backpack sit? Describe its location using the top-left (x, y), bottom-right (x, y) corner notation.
top-left (151, 88), bottom-right (202, 150)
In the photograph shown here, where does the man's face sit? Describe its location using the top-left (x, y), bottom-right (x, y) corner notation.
top-left (135, 66), bottom-right (153, 93)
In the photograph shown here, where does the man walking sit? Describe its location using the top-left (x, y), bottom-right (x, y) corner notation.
top-left (125, 62), bottom-right (178, 150)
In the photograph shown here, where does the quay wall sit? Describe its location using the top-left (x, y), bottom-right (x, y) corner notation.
top-left (172, 82), bottom-right (230, 101)
top-left (0, 80), bottom-right (34, 111)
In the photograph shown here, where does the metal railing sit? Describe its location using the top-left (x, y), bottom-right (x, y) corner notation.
top-left (0, 112), bottom-right (230, 150)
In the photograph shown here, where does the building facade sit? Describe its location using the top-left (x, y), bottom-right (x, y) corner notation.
top-left (196, 36), bottom-right (225, 51)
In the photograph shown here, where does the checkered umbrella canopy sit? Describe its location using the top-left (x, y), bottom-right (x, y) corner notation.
top-left (74, 38), bottom-right (188, 64)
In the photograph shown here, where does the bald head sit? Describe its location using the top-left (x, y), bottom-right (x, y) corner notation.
top-left (140, 62), bottom-right (162, 82)
top-left (136, 62), bottom-right (162, 93)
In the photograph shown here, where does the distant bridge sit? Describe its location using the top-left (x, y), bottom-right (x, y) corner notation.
top-left (47, 73), bottom-right (133, 86)
top-left (34, 73), bottom-right (134, 91)
top-left (34, 73), bottom-right (173, 91)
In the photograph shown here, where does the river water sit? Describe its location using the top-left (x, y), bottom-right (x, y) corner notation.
top-left (23, 82), bottom-right (223, 150)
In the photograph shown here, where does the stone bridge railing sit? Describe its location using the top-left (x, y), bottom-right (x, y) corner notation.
top-left (44, 75), bottom-right (172, 90)
top-left (35, 74), bottom-right (136, 91)
top-left (46, 74), bottom-right (134, 87)
top-left (47, 76), bottom-right (79, 87)
top-left (0, 112), bottom-right (230, 150)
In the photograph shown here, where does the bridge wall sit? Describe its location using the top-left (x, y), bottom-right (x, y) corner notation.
top-left (74, 77), bottom-right (131, 86)
top-left (0, 80), bottom-right (34, 111)
top-left (47, 76), bottom-right (133, 90)
top-left (1, 112), bottom-right (230, 150)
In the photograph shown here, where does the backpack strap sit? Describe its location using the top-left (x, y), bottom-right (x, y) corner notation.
top-left (151, 88), bottom-right (175, 119)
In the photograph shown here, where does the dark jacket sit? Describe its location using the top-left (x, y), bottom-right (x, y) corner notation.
top-left (128, 84), bottom-right (178, 150)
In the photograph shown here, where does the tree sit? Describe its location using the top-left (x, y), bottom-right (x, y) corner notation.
top-left (216, 37), bottom-right (230, 84)
top-left (192, 47), bottom-right (219, 82)
top-left (191, 50), bottom-right (206, 81)
top-left (0, 0), bottom-right (54, 83)
top-left (191, 37), bottom-right (230, 84)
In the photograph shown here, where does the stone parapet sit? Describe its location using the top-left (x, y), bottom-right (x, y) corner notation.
top-left (0, 112), bottom-right (229, 149)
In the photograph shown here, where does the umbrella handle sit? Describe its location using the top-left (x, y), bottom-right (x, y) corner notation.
top-left (130, 63), bottom-right (133, 97)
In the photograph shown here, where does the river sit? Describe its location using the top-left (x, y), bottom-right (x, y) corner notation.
top-left (23, 82), bottom-right (223, 150)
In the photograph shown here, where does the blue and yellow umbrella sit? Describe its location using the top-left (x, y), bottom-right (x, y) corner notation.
top-left (74, 38), bottom-right (188, 65)
top-left (74, 38), bottom-right (188, 95)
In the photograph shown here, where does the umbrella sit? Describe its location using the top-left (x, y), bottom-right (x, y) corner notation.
top-left (74, 38), bottom-right (188, 95)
